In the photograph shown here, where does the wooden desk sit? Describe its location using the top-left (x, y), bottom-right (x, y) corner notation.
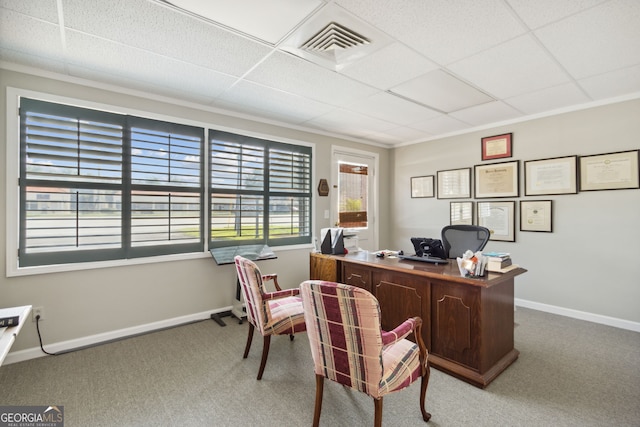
top-left (310, 252), bottom-right (526, 388)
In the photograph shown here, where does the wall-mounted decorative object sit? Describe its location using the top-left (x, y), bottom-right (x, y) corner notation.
top-left (477, 200), bottom-right (515, 242)
top-left (411, 175), bottom-right (435, 198)
top-left (481, 132), bottom-right (512, 161)
top-left (317, 178), bottom-right (329, 196)
top-left (474, 160), bottom-right (519, 198)
top-left (524, 156), bottom-right (578, 196)
top-left (579, 150), bottom-right (640, 191)
top-left (520, 200), bottom-right (552, 232)
top-left (437, 167), bottom-right (471, 199)
top-left (450, 201), bottom-right (474, 225)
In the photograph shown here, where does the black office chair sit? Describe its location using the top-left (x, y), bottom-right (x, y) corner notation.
top-left (441, 225), bottom-right (490, 259)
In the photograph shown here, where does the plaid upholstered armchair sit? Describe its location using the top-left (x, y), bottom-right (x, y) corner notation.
top-left (234, 255), bottom-right (307, 380)
top-left (299, 280), bottom-right (431, 427)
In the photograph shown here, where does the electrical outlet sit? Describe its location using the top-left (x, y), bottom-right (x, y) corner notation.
top-left (32, 306), bottom-right (44, 322)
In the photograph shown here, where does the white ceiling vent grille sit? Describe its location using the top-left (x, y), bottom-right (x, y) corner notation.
top-left (280, 4), bottom-right (392, 71)
top-left (301, 22), bottom-right (370, 53)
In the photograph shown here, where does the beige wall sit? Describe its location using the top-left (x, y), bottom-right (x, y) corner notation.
top-left (392, 99), bottom-right (640, 325)
top-left (0, 67), bottom-right (390, 356)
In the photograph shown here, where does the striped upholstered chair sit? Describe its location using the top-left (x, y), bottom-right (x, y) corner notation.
top-left (300, 280), bottom-right (431, 427)
top-left (234, 255), bottom-right (306, 380)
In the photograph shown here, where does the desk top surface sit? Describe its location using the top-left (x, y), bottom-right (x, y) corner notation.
top-left (330, 251), bottom-right (526, 287)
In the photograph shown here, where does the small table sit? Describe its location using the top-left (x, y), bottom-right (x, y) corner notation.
top-left (209, 245), bottom-right (277, 326)
top-left (0, 305), bottom-right (32, 366)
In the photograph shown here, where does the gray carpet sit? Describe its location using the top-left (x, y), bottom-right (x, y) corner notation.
top-left (1, 307), bottom-right (639, 426)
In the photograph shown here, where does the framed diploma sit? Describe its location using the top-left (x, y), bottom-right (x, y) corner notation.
top-left (524, 156), bottom-right (578, 196)
top-left (477, 201), bottom-right (515, 242)
top-left (474, 160), bottom-right (519, 198)
top-left (579, 150), bottom-right (640, 191)
top-left (520, 200), bottom-right (552, 232)
top-left (411, 175), bottom-right (435, 198)
top-left (481, 133), bottom-right (512, 161)
top-left (437, 168), bottom-right (471, 199)
top-left (450, 201), bottom-right (474, 225)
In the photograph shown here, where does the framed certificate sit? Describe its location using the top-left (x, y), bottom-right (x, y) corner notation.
top-left (411, 175), bottom-right (435, 198)
top-left (474, 160), bottom-right (519, 198)
top-left (524, 156), bottom-right (578, 196)
top-left (579, 150), bottom-right (640, 191)
top-left (520, 200), bottom-right (552, 232)
top-left (477, 200), bottom-right (515, 242)
top-left (481, 133), bottom-right (512, 161)
top-left (450, 201), bottom-right (474, 225)
top-left (437, 168), bottom-right (471, 199)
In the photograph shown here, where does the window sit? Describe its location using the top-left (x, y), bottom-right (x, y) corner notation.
top-left (209, 131), bottom-right (312, 248)
top-left (14, 96), bottom-right (312, 271)
top-left (337, 162), bottom-right (368, 228)
top-left (19, 98), bottom-right (204, 267)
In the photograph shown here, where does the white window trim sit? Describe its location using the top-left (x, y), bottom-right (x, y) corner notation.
top-left (5, 87), bottom-right (316, 277)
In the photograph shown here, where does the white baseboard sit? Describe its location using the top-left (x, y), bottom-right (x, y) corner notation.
top-left (515, 298), bottom-right (640, 333)
top-left (3, 307), bottom-right (233, 365)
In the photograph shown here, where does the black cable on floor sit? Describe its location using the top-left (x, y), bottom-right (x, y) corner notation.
top-left (35, 315), bottom-right (58, 356)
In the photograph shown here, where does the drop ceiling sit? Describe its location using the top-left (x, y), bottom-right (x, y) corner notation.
top-left (1, 0), bottom-right (639, 147)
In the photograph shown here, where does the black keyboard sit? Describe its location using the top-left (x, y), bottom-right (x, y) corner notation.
top-left (398, 254), bottom-right (448, 264)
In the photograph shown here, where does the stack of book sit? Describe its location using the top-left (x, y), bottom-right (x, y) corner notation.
top-left (483, 252), bottom-right (517, 273)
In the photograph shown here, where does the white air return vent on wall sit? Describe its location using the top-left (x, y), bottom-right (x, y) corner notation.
top-left (280, 4), bottom-right (391, 71)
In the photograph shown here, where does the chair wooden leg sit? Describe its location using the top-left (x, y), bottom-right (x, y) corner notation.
top-left (419, 363), bottom-right (431, 422)
top-left (312, 374), bottom-right (324, 427)
top-left (373, 397), bottom-right (383, 427)
top-left (243, 323), bottom-right (254, 359)
top-left (256, 335), bottom-right (271, 380)
top-left (290, 334), bottom-right (294, 341)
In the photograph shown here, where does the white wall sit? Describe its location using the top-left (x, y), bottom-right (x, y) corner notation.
top-left (391, 99), bottom-right (640, 327)
top-left (0, 66), bottom-right (390, 359)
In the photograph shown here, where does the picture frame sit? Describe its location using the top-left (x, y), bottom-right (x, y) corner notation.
top-left (477, 200), bottom-right (515, 242)
top-left (474, 160), bottom-right (519, 199)
top-left (481, 133), bottom-right (512, 161)
top-left (524, 155), bottom-right (578, 196)
top-left (437, 168), bottom-right (471, 199)
top-left (450, 201), bottom-right (474, 225)
top-left (411, 175), bottom-right (435, 198)
top-left (520, 200), bottom-right (553, 232)
top-left (579, 150), bottom-right (640, 191)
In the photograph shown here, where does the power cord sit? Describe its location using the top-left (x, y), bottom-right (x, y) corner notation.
top-left (35, 315), bottom-right (57, 356)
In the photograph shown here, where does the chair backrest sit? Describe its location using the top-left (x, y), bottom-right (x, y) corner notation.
top-left (234, 255), bottom-right (268, 332)
top-left (300, 280), bottom-right (384, 396)
top-left (441, 225), bottom-right (490, 258)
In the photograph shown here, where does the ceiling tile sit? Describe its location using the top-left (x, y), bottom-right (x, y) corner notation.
top-left (1, 0), bottom-right (59, 22)
top-left (449, 35), bottom-right (570, 99)
top-left (339, 42), bottom-right (438, 90)
top-left (244, 50), bottom-right (378, 106)
top-left (579, 64), bottom-right (640, 100)
top-left (303, 108), bottom-right (397, 137)
top-left (216, 80), bottom-right (334, 124)
top-left (506, 83), bottom-right (590, 115)
top-left (0, 8), bottom-right (63, 59)
top-left (344, 91), bottom-right (441, 125)
top-left (0, 48), bottom-right (67, 74)
top-left (65, 31), bottom-right (237, 100)
top-left (62, 0), bottom-right (272, 76)
top-left (409, 115), bottom-right (472, 135)
top-left (534, 0), bottom-right (640, 79)
top-left (166, 0), bottom-right (323, 44)
top-left (449, 101), bottom-right (522, 126)
top-left (506, 0), bottom-right (608, 29)
top-left (391, 69), bottom-right (494, 113)
top-left (336, 0), bottom-right (527, 64)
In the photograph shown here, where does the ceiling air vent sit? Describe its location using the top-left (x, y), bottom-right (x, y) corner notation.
top-left (280, 3), bottom-right (392, 71)
top-left (301, 22), bottom-right (370, 53)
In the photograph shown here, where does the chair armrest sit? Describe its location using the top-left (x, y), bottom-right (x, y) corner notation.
top-left (381, 317), bottom-right (420, 346)
top-left (262, 288), bottom-right (300, 301)
top-left (262, 274), bottom-right (282, 291)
